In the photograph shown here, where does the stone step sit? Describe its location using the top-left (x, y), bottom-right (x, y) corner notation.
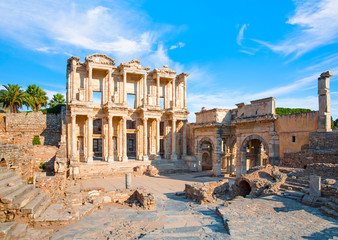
top-left (12, 188), bottom-right (40, 209)
top-left (8, 223), bottom-right (28, 239)
top-left (330, 196), bottom-right (338, 205)
top-left (0, 175), bottom-right (21, 189)
top-left (31, 197), bottom-right (51, 219)
top-left (0, 171), bottom-right (15, 181)
top-left (21, 193), bottom-right (47, 215)
top-left (326, 201), bottom-right (338, 212)
top-left (320, 206), bottom-right (338, 220)
top-left (1, 184), bottom-right (34, 205)
top-left (0, 222), bottom-right (15, 238)
top-left (281, 183), bottom-right (306, 192)
top-left (0, 167), bottom-right (8, 173)
top-left (0, 180), bottom-right (26, 198)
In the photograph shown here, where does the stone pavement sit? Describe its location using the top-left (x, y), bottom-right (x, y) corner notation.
top-left (47, 192), bottom-right (338, 240)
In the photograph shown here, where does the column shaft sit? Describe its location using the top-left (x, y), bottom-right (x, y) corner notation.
top-left (143, 118), bottom-right (149, 161)
top-left (184, 81), bottom-right (187, 108)
top-left (87, 116), bottom-right (93, 163)
top-left (157, 75), bottom-right (160, 106)
top-left (123, 72), bottom-right (127, 104)
top-left (156, 119), bottom-right (161, 160)
top-left (71, 115), bottom-right (77, 161)
top-left (143, 73), bottom-right (147, 106)
top-left (171, 119), bottom-right (177, 160)
top-left (121, 117), bottom-right (128, 162)
top-left (88, 66), bottom-right (93, 102)
top-left (108, 69), bottom-right (112, 103)
top-left (172, 78), bottom-right (176, 108)
top-left (183, 120), bottom-right (187, 157)
top-left (72, 63), bottom-right (77, 100)
top-left (108, 116), bottom-right (114, 162)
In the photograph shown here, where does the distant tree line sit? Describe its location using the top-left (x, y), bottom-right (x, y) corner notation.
top-left (0, 84), bottom-right (65, 113)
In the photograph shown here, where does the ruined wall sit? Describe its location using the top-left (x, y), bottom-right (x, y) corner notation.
top-left (280, 131), bottom-right (338, 168)
top-left (276, 111), bottom-right (318, 158)
top-left (195, 109), bottom-right (231, 124)
top-left (2, 111), bottom-right (62, 146)
top-left (236, 97), bottom-right (275, 118)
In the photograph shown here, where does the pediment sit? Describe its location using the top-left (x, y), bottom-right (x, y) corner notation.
top-left (85, 54), bottom-right (115, 65)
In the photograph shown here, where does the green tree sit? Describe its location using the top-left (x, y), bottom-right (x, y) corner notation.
top-left (48, 93), bottom-right (66, 108)
top-left (26, 84), bottom-right (48, 111)
top-left (0, 84), bottom-right (30, 113)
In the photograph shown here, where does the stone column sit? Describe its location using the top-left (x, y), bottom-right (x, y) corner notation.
top-left (184, 81), bottom-right (187, 108)
top-left (107, 115), bottom-right (114, 162)
top-left (121, 117), bottom-right (128, 162)
top-left (157, 75), bottom-right (160, 106)
top-left (171, 119), bottom-right (177, 161)
top-left (123, 71), bottom-right (127, 105)
top-left (318, 71), bottom-right (333, 132)
top-left (88, 66), bottom-right (93, 102)
top-left (156, 118), bottom-right (161, 161)
top-left (183, 120), bottom-right (187, 157)
top-left (143, 117), bottom-right (149, 161)
top-left (108, 69), bottom-right (112, 103)
top-left (143, 73), bottom-right (147, 106)
top-left (71, 60), bottom-right (77, 100)
top-left (212, 137), bottom-right (222, 176)
top-left (87, 115), bottom-right (93, 163)
top-left (172, 78), bottom-right (176, 108)
top-left (71, 114), bottom-right (77, 161)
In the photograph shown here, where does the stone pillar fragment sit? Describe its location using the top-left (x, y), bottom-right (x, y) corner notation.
top-left (125, 173), bottom-right (132, 189)
top-left (318, 71), bottom-right (333, 132)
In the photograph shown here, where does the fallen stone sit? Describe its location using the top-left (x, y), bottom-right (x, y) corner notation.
top-left (324, 179), bottom-right (336, 185)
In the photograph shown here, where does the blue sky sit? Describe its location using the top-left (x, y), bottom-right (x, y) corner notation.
top-left (0, 0), bottom-right (337, 121)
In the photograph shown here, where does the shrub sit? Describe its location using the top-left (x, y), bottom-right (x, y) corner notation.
top-left (276, 107), bottom-right (313, 115)
top-left (39, 162), bottom-right (46, 170)
top-left (32, 135), bottom-right (41, 145)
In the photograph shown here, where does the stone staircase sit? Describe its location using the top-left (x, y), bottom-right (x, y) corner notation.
top-left (0, 167), bottom-right (51, 222)
top-left (0, 222), bottom-right (51, 240)
top-left (320, 196), bottom-right (338, 219)
top-left (278, 167), bottom-right (338, 219)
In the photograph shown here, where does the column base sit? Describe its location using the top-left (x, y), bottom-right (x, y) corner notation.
top-left (87, 157), bottom-right (93, 163)
top-left (171, 154), bottom-right (177, 161)
top-left (107, 156), bottom-right (114, 163)
top-left (156, 155), bottom-right (161, 161)
top-left (120, 156), bottom-right (128, 162)
top-left (142, 155), bottom-right (149, 161)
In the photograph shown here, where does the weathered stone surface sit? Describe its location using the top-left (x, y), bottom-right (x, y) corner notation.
top-left (185, 180), bottom-right (229, 204)
top-left (324, 178), bottom-right (336, 185)
top-left (231, 165), bottom-right (287, 198)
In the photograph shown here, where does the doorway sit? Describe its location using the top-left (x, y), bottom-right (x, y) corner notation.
top-left (93, 138), bottom-right (103, 160)
top-left (127, 133), bottom-right (136, 158)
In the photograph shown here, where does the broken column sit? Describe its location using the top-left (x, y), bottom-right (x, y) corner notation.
top-left (125, 173), bottom-right (132, 189)
top-left (318, 71), bottom-right (333, 132)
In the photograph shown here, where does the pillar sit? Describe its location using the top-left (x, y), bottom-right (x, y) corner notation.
top-left (183, 120), bottom-right (187, 157)
top-left (143, 117), bottom-right (149, 161)
top-left (121, 117), bottom-right (128, 162)
top-left (156, 118), bottom-right (161, 161)
top-left (71, 60), bottom-right (77, 100)
top-left (143, 73), bottom-right (147, 106)
top-left (172, 78), bottom-right (176, 108)
top-left (108, 69), bottom-right (112, 104)
top-left (212, 137), bottom-right (222, 176)
top-left (184, 81), bottom-right (187, 108)
top-left (156, 75), bottom-right (160, 106)
top-left (318, 71), bottom-right (333, 132)
top-left (171, 119), bottom-right (177, 160)
top-left (71, 114), bottom-right (77, 161)
top-left (123, 71), bottom-right (127, 105)
top-left (87, 115), bottom-right (93, 163)
top-left (88, 66), bottom-right (93, 102)
top-left (107, 115), bottom-right (114, 162)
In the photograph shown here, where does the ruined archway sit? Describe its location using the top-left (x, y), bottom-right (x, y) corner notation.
top-left (240, 135), bottom-right (269, 170)
top-left (202, 152), bottom-right (212, 170)
top-left (237, 180), bottom-right (251, 197)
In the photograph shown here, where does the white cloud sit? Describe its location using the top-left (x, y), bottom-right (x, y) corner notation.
top-left (236, 24), bottom-right (247, 46)
top-left (255, 0), bottom-right (338, 58)
top-left (239, 49), bottom-right (254, 55)
top-left (169, 42), bottom-right (185, 50)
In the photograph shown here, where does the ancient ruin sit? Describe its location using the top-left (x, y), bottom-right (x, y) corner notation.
top-left (0, 55), bottom-right (337, 239)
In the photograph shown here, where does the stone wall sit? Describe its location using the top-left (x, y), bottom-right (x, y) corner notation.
top-left (280, 131), bottom-right (338, 168)
top-left (2, 111), bottom-right (62, 146)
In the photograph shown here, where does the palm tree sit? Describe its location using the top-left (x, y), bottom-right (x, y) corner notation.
top-left (49, 93), bottom-right (66, 108)
top-left (0, 84), bottom-right (30, 113)
top-left (26, 84), bottom-right (48, 111)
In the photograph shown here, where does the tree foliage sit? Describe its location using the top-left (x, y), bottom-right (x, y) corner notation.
top-left (26, 84), bottom-right (48, 111)
top-left (275, 107), bottom-right (314, 115)
top-left (0, 84), bottom-right (30, 113)
top-left (48, 93), bottom-right (65, 108)
top-left (332, 117), bottom-right (338, 129)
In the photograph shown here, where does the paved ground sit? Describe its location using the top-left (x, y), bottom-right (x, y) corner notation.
top-left (47, 173), bottom-right (338, 240)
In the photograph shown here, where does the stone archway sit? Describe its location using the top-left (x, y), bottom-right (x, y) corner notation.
top-left (199, 137), bottom-right (214, 172)
top-left (240, 134), bottom-right (269, 171)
